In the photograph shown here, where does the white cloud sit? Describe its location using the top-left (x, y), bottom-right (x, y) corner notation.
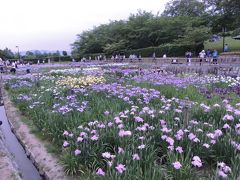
top-left (0, 0), bottom-right (169, 51)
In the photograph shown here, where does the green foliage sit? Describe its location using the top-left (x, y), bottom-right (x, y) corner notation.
top-left (71, 13), bottom-right (210, 57)
top-left (162, 0), bottom-right (206, 17)
top-left (0, 48), bottom-right (15, 59)
top-left (125, 43), bottom-right (195, 57)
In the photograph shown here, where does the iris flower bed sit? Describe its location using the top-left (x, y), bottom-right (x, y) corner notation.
top-left (4, 69), bottom-right (240, 179)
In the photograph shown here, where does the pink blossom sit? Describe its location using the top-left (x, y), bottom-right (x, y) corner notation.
top-left (161, 135), bottom-right (168, 140)
top-left (223, 165), bottom-right (231, 173)
top-left (74, 149), bottom-right (81, 156)
top-left (218, 170), bottom-right (227, 178)
top-left (174, 117), bottom-right (180, 121)
top-left (203, 143), bottom-right (210, 148)
top-left (118, 130), bottom-right (132, 137)
top-left (223, 114), bottom-right (234, 121)
top-left (104, 111), bottom-right (110, 116)
top-left (175, 133), bottom-right (183, 140)
top-left (91, 135), bottom-right (99, 141)
top-left (191, 156), bottom-right (202, 167)
top-left (108, 122), bottom-right (113, 127)
top-left (96, 168), bottom-right (105, 176)
top-left (168, 145), bottom-right (174, 151)
top-left (97, 124), bottom-right (106, 128)
top-left (102, 152), bottom-right (111, 159)
top-left (114, 117), bottom-right (122, 124)
top-left (166, 137), bottom-right (174, 146)
top-left (118, 147), bottom-right (124, 154)
top-left (175, 109), bottom-right (182, 113)
top-left (118, 124), bottom-right (124, 129)
top-left (193, 138), bottom-right (200, 143)
top-left (77, 137), bottom-right (84, 142)
top-left (235, 123), bottom-right (240, 135)
top-left (210, 140), bottom-right (216, 144)
top-left (190, 120), bottom-right (198, 125)
top-left (132, 153), bottom-right (140, 160)
top-left (172, 161), bottom-right (182, 170)
top-left (115, 164), bottom-right (126, 173)
top-left (188, 133), bottom-right (196, 141)
top-left (161, 127), bottom-right (172, 133)
top-left (223, 124), bottom-right (230, 129)
top-left (176, 146), bottom-right (183, 153)
top-left (135, 116), bottom-right (144, 123)
top-left (138, 144), bottom-right (145, 149)
top-left (160, 119), bottom-right (166, 126)
top-left (80, 132), bottom-right (88, 137)
top-left (214, 129), bottom-right (223, 138)
top-left (63, 130), bottom-right (69, 136)
top-left (206, 133), bottom-right (215, 139)
top-left (213, 104), bottom-right (220, 108)
top-left (91, 130), bottom-right (97, 134)
top-left (107, 161), bottom-right (113, 167)
top-left (139, 136), bottom-right (145, 140)
top-left (234, 110), bottom-right (240, 116)
top-left (63, 141), bottom-right (69, 147)
top-left (218, 162), bottom-right (225, 168)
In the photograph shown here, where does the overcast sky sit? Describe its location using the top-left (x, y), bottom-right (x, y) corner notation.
top-left (0, 0), bottom-right (169, 52)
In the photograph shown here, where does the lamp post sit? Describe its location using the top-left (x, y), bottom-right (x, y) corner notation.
top-left (222, 27), bottom-right (226, 52)
top-left (16, 46), bottom-right (20, 61)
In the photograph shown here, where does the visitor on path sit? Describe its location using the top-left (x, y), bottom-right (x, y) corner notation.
top-left (152, 52), bottom-right (156, 61)
top-left (138, 54), bottom-right (142, 62)
top-left (26, 62), bottom-right (31, 73)
top-left (10, 62), bottom-right (16, 74)
top-left (186, 51), bottom-right (192, 65)
top-left (0, 120), bottom-right (2, 125)
top-left (224, 44), bottom-right (229, 52)
top-left (199, 50), bottom-right (206, 66)
top-left (206, 49), bottom-right (212, 63)
top-left (0, 58), bottom-right (4, 73)
top-left (212, 49), bottom-right (218, 64)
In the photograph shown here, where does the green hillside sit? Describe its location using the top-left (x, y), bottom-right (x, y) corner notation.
top-left (204, 37), bottom-right (240, 52)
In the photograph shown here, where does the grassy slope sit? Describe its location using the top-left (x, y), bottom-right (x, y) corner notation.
top-left (204, 37), bottom-right (240, 52)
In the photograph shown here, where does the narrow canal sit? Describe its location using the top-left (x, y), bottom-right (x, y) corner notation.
top-left (0, 105), bottom-right (42, 180)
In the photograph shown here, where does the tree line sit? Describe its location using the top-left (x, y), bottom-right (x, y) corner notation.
top-left (0, 49), bottom-right (69, 60)
top-left (71, 0), bottom-right (240, 58)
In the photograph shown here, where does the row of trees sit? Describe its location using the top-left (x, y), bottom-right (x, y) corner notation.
top-left (71, 0), bottom-right (240, 58)
top-left (0, 49), bottom-right (69, 60)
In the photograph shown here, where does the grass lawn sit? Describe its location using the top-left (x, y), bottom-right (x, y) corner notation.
top-left (204, 36), bottom-right (240, 52)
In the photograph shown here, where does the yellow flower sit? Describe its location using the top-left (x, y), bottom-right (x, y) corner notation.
top-left (56, 76), bottom-right (106, 88)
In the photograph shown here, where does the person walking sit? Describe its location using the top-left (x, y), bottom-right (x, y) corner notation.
top-left (212, 49), bottom-right (218, 64)
top-left (199, 50), bottom-right (206, 66)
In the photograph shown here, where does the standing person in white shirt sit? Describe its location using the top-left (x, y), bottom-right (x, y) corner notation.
top-left (199, 50), bottom-right (206, 66)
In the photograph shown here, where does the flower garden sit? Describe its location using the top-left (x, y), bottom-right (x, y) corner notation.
top-left (4, 64), bottom-right (240, 179)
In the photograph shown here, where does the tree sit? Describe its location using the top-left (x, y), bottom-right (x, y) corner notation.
top-left (162, 0), bottom-right (206, 17)
top-left (2, 48), bottom-right (14, 59)
top-left (62, 51), bottom-right (68, 56)
top-left (203, 0), bottom-right (240, 32)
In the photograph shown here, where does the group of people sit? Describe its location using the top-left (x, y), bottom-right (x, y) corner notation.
top-left (185, 49), bottom-right (219, 66)
top-left (199, 49), bottom-right (219, 65)
top-left (0, 58), bottom-right (31, 74)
